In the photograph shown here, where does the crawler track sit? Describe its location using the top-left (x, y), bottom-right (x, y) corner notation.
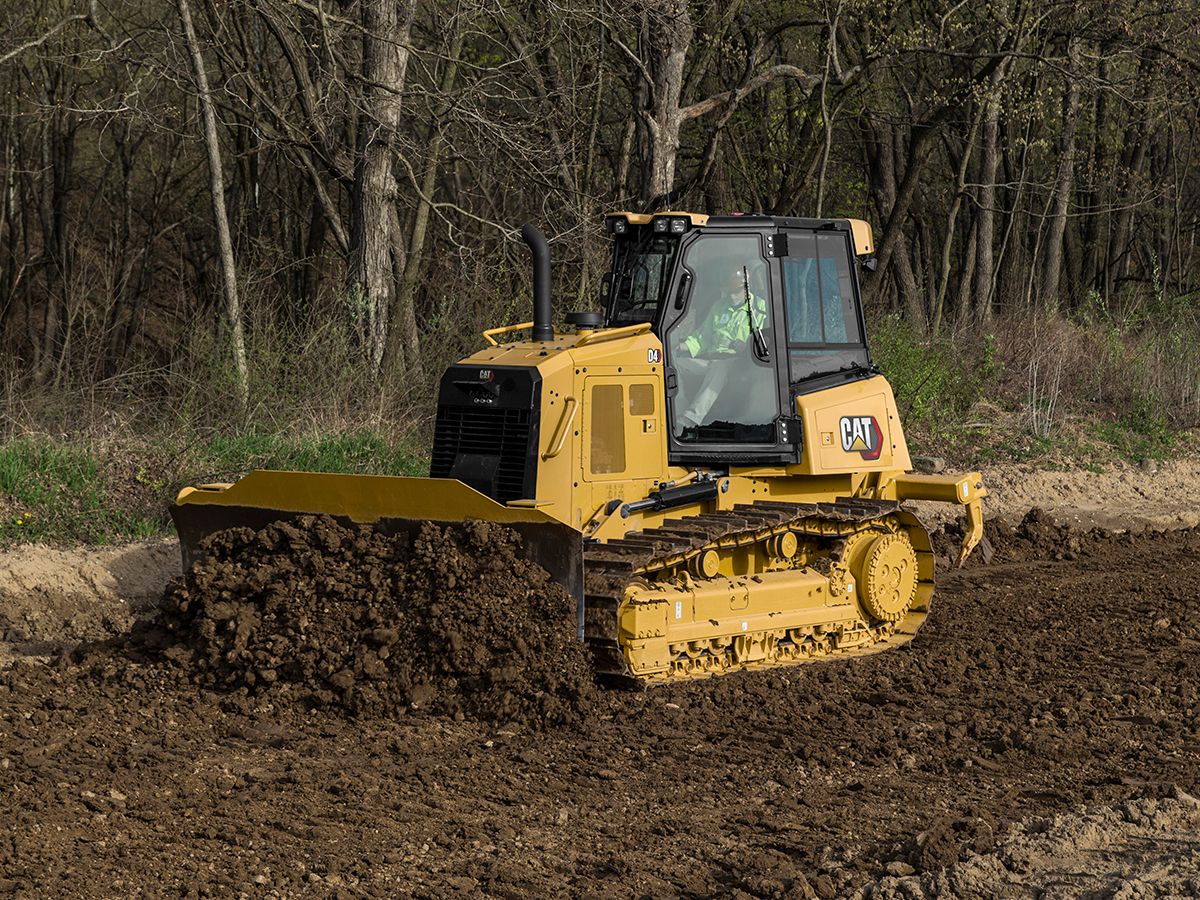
top-left (583, 498), bottom-right (934, 683)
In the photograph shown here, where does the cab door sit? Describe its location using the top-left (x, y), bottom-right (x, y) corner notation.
top-left (659, 232), bottom-right (786, 452)
top-left (581, 377), bottom-right (664, 482)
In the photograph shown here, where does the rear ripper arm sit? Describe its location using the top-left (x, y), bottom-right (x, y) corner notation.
top-left (889, 472), bottom-right (988, 565)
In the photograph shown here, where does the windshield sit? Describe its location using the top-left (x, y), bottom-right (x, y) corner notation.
top-left (606, 233), bottom-right (679, 325)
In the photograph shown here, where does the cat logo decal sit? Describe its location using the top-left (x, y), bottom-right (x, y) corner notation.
top-left (839, 415), bottom-right (883, 461)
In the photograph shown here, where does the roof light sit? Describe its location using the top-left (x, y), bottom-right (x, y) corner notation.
top-left (670, 217), bottom-right (688, 234)
top-left (606, 215), bottom-right (628, 235)
top-left (652, 217), bottom-right (669, 233)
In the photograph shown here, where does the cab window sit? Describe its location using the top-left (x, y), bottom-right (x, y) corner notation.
top-left (782, 231), bottom-right (868, 381)
top-left (607, 234), bottom-right (680, 325)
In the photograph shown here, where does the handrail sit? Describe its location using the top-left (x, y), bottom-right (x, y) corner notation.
top-left (574, 322), bottom-right (652, 347)
top-left (541, 397), bottom-right (578, 460)
top-left (481, 321), bottom-right (535, 346)
top-left (482, 320), bottom-right (653, 348)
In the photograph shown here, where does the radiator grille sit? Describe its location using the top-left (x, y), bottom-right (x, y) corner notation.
top-left (430, 405), bottom-right (534, 503)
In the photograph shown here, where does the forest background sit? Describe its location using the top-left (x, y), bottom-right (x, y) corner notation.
top-left (1, 0), bottom-right (1198, 542)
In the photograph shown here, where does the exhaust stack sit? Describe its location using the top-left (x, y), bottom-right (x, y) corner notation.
top-left (520, 223), bottom-right (554, 342)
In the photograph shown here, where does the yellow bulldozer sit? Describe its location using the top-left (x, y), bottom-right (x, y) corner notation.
top-left (172, 212), bottom-right (986, 683)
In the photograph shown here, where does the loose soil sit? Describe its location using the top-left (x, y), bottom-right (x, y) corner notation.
top-left (854, 792), bottom-right (1200, 898)
top-left (2, 509), bottom-right (1199, 896)
top-left (0, 539), bottom-right (176, 664)
top-left (159, 516), bottom-right (594, 727)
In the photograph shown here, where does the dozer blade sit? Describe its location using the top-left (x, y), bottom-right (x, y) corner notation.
top-left (170, 471), bottom-right (585, 636)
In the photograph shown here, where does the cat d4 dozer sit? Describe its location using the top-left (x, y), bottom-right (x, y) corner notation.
top-left (173, 212), bottom-right (987, 683)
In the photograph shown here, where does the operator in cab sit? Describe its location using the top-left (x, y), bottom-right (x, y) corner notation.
top-left (675, 263), bottom-right (770, 432)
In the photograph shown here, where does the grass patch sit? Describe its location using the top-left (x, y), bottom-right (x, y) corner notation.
top-left (0, 429), bottom-right (429, 546)
top-left (967, 434), bottom-right (1056, 466)
top-left (185, 429), bottom-right (427, 483)
top-left (0, 439), bottom-right (160, 544)
top-left (1088, 405), bottom-right (1179, 463)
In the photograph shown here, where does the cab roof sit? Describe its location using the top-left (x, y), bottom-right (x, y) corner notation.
top-left (606, 210), bottom-right (874, 256)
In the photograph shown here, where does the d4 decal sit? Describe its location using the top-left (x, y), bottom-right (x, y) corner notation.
top-left (839, 415), bottom-right (883, 460)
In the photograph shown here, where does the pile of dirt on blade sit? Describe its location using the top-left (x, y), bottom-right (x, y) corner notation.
top-left (159, 515), bottom-right (595, 728)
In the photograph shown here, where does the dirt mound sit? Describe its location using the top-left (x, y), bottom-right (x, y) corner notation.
top-left (933, 505), bottom-right (1137, 570)
top-left (0, 539), bottom-right (177, 661)
top-left (160, 515), bottom-right (595, 728)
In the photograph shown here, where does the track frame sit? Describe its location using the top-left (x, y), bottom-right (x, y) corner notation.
top-left (584, 498), bottom-right (933, 683)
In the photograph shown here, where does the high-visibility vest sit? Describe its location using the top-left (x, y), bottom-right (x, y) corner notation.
top-left (684, 293), bottom-right (768, 357)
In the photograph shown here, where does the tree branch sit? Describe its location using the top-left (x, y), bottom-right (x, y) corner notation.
top-left (0, 10), bottom-right (92, 66)
top-left (680, 64), bottom-right (822, 120)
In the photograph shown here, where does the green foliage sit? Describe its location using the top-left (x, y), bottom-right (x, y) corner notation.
top-left (869, 314), bottom-right (1000, 434)
top-left (867, 302), bottom-right (1199, 466)
top-left (0, 429), bottom-right (427, 546)
top-left (0, 439), bottom-right (159, 544)
top-left (186, 429), bottom-right (426, 481)
top-left (1089, 395), bottom-right (1179, 462)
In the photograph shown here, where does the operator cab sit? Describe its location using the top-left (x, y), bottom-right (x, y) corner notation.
top-left (601, 211), bottom-right (876, 464)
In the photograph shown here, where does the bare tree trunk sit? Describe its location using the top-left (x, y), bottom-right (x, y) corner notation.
top-left (862, 115), bottom-right (920, 317)
top-left (1106, 126), bottom-right (1150, 304)
top-left (387, 21), bottom-right (462, 380)
top-left (932, 104), bottom-right (984, 334)
top-left (869, 124), bottom-right (936, 313)
top-left (0, 129), bottom-right (15, 340)
top-left (176, 0), bottom-right (249, 412)
top-left (1080, 50), bottom-right (1111, 296)
top-left (616, 109), bottom-right (637, 198)
top-left (973, 71), bottom-right (1004, 323)
top-left (576, 24), bottom-right (608, 305)
top-left (299, 195), bottom-right (326, 324)
top-left (954, 219), bottom-right (978, 331)
top-left (1092, 51), bottom-right (1154, 302)
top-left (387, 204), bottom-right (417, 371)
top-left (33, 95), bottom-right (69, 385)
top-left (994, 107), bottom-right (1035, 314)
top-left (348, 0), bottom-right (414, 373)
top-left (813, 4), bottom-right (843, 218)
top-left (1039, 40), bottom-right (1082, 310)
top-left (641, 0), bottom-right (692, 204)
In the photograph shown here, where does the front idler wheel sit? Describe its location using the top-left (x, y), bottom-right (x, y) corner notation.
top-left (857, 532), bottom-right (919, 624)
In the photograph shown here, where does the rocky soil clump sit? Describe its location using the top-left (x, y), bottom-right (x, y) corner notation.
top-left (933, 505), bottom-right (1127, 570)
top-left (160, 515), bottom-right (595, 727)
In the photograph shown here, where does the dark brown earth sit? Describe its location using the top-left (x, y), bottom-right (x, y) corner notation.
top-left (2, 513), bottom-right (1199, 897)
top-left (159, 516), bottom-right (594, 727)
